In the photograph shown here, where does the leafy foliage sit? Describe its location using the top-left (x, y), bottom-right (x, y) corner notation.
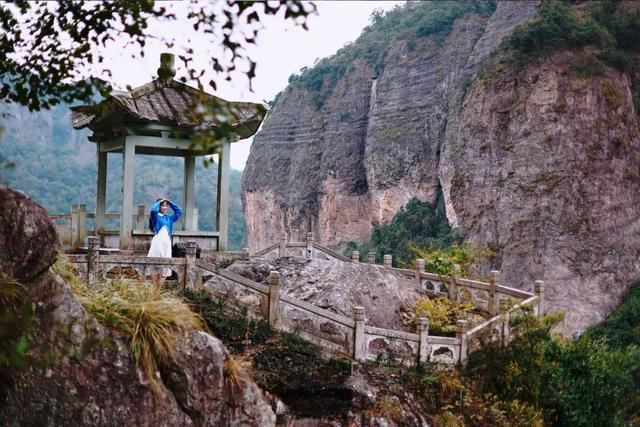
top-left (413, 297), bottom-right (478, 337)
top-left (345, 197), bottom-right (461, 266)
top-left (410, 243), bottom-right (491, 277)
top-left (289, 1), bottom-right (496, 108)
top-left (0, 271), bottom-right (37, 402)
top-left (0, 1), bottom-right (315, 111)
top-left (465, 308), bottom-right (640, 427)
top-left (182, 288), bottom-right (275, 353)
top-left (585, 283), bottom-right (640, 350)
top-left (506, 0), bottom-right (640, 71)
top-left (55, 256), bottom-right (204, 394)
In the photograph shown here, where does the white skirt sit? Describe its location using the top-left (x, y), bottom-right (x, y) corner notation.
top-left (148, 227), bottom-right (172, 277)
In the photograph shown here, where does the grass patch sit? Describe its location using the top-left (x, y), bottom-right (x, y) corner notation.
top-left (0, 271), bottom-right (37, 402)
top-left (53, 256), bottom-right (204, 394)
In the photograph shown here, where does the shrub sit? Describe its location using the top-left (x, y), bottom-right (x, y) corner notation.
top-left (0, 271), bottom-right (37, 401)
top-left (56, 257), bottom-right (204, 394)
top-left (465, 308), bottom-right (640, 427)
top-left (182, 288), bottom-right (276, 352)
top-left (345, 197), bottom-right (462, 266)
top-left (413, 297), bottom-right (478, 336)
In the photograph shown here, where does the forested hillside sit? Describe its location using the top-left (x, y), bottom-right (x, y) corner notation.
top-left (0, 103), bottom-right (246, 249)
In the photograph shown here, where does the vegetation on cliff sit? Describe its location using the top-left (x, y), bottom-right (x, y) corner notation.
top-left (288, 1), bottom-right (496, 108)
top-left (345, 197), bottom-right (463, 267)
top-left (505, 0), bottom-right (640, 73)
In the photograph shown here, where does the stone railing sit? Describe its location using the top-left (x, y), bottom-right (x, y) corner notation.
top-left (49, 204), bottom-right (219, 251)
top-left (64, 235), bottom-right (545, 366)
top-left (68, 236), bottom-right (201, 289)
top-left (196, 260), bottom-right (462, 365)
top-left (253, 234), bottom-right (546, 364)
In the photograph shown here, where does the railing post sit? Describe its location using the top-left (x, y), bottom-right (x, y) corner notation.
top-left (417, 317), bottom-right (429, 364)
top-left (534, 280), bottom-right (545, 316)
top-left (367, 251), bottom-right (376, 265)
top-left (193, 208), bottom-right (199, 231)
top-left (184, 242), bottom-right (201, 290)
top-left (383, 254), bottom-right (392, 268)
top-left (268, 271), bottom-right (281, 327)
top-left (489, 270), bottom-right (500, 317)
top-left (415, 258), bottom-right (425, 287)
top-left (306, 232), bottom-right (314, 259)
top-left (78, 204), bottom-right (87, 247)
top-left (70, 205), bottom-right (79, 249)
top-left (450, 263), bottom-right (460, 301)
top-left (278, 232), bottom-right (287, 258)
top-left (499, 299), bottom-right (510, 345)
top-left (351, 250), bottom-right (360, 263)
top-left (353, 306), bottom-right (366, 361)
top-left (457, 319), bottom-right (469, 364)
top-left (136, 205), bottom-right (146, 231)
top-left (87, 236), bottom-right (100, 284)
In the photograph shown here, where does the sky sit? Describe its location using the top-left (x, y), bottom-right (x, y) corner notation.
top-left (104, 1), bottom-right (404, 170)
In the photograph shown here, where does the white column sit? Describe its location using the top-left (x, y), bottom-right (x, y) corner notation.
top-left (183, 155), bottom-right (196, 231)
top-left (120, 137), bottom-right (135, 250)
top-left (95, 147), bottom-right (107, 234)
top-left (216, 142), bottom-right (231, 251)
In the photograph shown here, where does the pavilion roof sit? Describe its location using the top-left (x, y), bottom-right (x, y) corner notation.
top-left (70, 78), bottom-right (266, 140)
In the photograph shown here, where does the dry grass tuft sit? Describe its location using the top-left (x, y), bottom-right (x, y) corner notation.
top-left (224, 357), bottom-right (246, 396)
top-left (53, 255), bottom-right (205, 394)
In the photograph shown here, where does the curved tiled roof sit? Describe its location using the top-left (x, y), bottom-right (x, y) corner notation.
top-left (70, 79), bottom-right (267, 140)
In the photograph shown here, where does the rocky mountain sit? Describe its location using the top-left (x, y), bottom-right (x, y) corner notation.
top-left (243, 1), bottom-right (640, 333)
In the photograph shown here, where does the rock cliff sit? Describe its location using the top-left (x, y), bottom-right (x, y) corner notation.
top-left (243, 1), bottom-right (640, 332)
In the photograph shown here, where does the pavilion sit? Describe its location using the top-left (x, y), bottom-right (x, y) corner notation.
top-left (70, 53), bottom-right (266, 251)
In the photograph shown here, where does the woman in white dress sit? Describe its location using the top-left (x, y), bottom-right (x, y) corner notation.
top-left (148, 198), bottom-right (182, 281)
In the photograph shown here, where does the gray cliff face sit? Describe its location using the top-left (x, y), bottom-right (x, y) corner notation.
top-left (441, 51), bottom-right (640, 333)
top-left (243, 1), bottom-right (640, 332)
top-left (243, 1), bottom-right (538, 253)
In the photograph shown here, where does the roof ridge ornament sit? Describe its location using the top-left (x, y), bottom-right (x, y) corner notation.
top-left (157, 53), bottom-right (176, 84)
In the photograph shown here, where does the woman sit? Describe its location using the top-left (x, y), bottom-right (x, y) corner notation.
top-left (148, 198), bottom-right (182, 280)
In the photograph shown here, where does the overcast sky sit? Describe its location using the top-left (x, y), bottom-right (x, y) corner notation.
top-left (104, 1), bottom-right (403, 170)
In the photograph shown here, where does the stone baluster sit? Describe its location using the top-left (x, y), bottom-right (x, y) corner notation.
top-left (415, 258), bottom-right (425, 287)
top-left (383, 254), bottom-right (392, 268)
top-left (193, 208), bottom-right (199, 231)
top-left (489, 270), bottom-right (500, 317)
top-left (353, 306), bottom-right (366, 361)
top-left (70, 205), bottom-right (79, 249)
top-left (87, 236), bottom-right (100, 284)
top-left (457, 319), bottom-right (470, 363)
top-left (417, 317), bottom-right (430, 364)
top-left (278, 232), bottom-right (287, 258)
top-left (450, 263), bottom-right (460, 301)
top-left (136, 205), bottom-right (146, 231)
top-left (184, 241), bottom-right (201, 290)
top-left (534, 280), bottom-right (545, 316)
top-left (367, 251), bottom-right (376, 265)
top-left (351, 250), bottom-right (360, 263)
top-left (306, 232), bottom-right (314, 259)
top-left (78, 204), bottom-right (87, 247)
top-left (268, 271), bottom-right (281, 327)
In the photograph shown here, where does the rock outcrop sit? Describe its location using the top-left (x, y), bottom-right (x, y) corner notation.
top-left (0, 185), bottom-right (275, 426)
top-left (243, 1), bottom-right (640, 332)
top-left (0, 184), bottom-right (59, 281)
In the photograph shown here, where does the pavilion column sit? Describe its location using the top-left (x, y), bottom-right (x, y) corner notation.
top-left (120, 138), bottom-right (136, 250)
top-left (183, 155), bottom-right (196, 231)
top-left (216, 142), bottom-right (231, 251)
top-left (95, 146), bottom-right (107, 235)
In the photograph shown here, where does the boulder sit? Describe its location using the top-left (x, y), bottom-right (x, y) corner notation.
top-left (0, 185), bottom-right (59, 281)
top-left (225, 256), bottom-right (425, 329)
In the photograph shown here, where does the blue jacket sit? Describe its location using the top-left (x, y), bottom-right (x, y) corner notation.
top-left (150, 200), bottom-right (182, 236)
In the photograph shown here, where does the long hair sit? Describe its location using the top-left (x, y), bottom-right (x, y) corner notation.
top-left (149, 198), bottom-right (164, 232)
